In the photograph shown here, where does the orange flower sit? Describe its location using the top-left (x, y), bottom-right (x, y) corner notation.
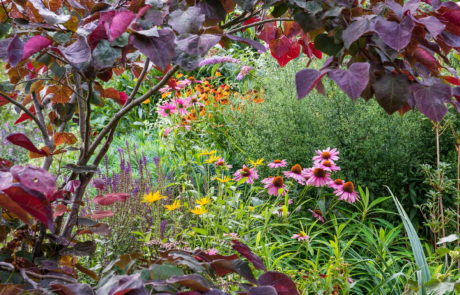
top-left (188, 77), bottom-right (195, 81)
top-left (208, 113), bottom-right (213, 119)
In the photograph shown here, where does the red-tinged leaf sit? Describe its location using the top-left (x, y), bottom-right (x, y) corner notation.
top-left (14, 104), bottom-right (36, 125)
top-left (343, 15), bottom-right (381, 48)
top-left (10, 164), bottom-right (56, 195)
top-left (54, 132), bottom-right (78, 146)
top-left (269, 35), bottom-right (291, 58)
top-left (86, 210), bottom-right (114, 219)
top-left (327, 63), bottom-right (370, 100)
top-left (373, 72), bottom-right (411, 115)
top-left (416, 16), bottom-right (445, 38)
top-left (97, 69), bottom-right (113, 82)
top-left (132, 28), bottom-right (175, 71)
top-left (53, 204), bottom-right (67, 217)
top-left (89, 24), bottom-right (108, 51)
top-left (309, 43), bottom-right (322, 59)
top-left (258, 272), bottom-right (299, 295)
top-left (92, 192), bottom-right (130, 206)
top-left (7, 35), bottom-right (24, 67)
top-left (271, 40), bottom-right (300, 68)
top-left (258, 22), bottom-right (276, 44)
top-left (0, 95), bottom-right (10, 107)
top-left (398, 102), bottom-right (412, 117)
top-left (119, 91), bottom-right (128, 105)
top-left (51, 283), bottom-right (95, 295)
top-left (297, 37), bottom-right (311, 58)
top-left (110, 11), bottom-right (135, 42)
top-left (198, 0), bottom-right (227, 21)
top-left (410, 79), bottom-right (452, 122)
top-left (249, 286), bottom-right (278, 295)
top-left (90, 178), bottom-right (105, 190)
top-left (241, 16), bottom-right (261, 32)
top-left (5, 133), bottom-right (47, 156)
top-left (413, 47), bottom-right (440, 75)
top-left (232, 240), bottom-right (267, 271)
top-left (48, 189), bottom-right (69, 202)
top-left (295, 69), bottom-right (329, 100)
top-left (375, 16), bottom-right (415, 51)
top-left (0, 192), bottom-right (31, 225)
top-left (166, 274), bottom-right (211, 292)
top-left (22, 36), bottom-right (52, 61)
top-left (443, 10), bottom-right (460, 27)
top-left (65, 180), bottom-right (80, 193)
top-left (4, 183), bottom-right (54, 232)
top-left (444, 75), bottom-right (460, 85)
top-left (227, 34), bottom-right (267, 53)
top-left (283, 21), bottom-right (301, 39)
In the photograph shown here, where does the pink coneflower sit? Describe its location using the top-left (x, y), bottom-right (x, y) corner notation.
top-left (285, 199), bottom-right (293, 205)
top-left (306, 168), bottom-right (331, 187)
top-left (291, 232), bottom-right (309, 241)
top-left (261, 176), bottom-right (274, 184)
top-left (302, 168), bottom-right (313, 181)
top-left (264, 176), bottom-right (288, 196)
top-left (313, 147), bottom-right (340, 164)
top-left (174, 98), bottom-right (189, 116)
top-left (348, 277), bottom-right (354, 283)
top-left (268, 159), bottom-right (288, 168)
top-left (273, 208), bottom-right (289, 217)
top-left (308, 209), bottom-right (325, 223)
top-left (215, 158), bottom-right (232, 170)
top-left (157, 103), bottom-right (177, 117)
top-left (189, 96), bottom-right (205, 107)
top-left (223, 233), bottom-right (238, 238)
top-left (160, 86), bottom-right (172, 93)
top-left (283, 164), bottom-right (306, 185)
top-left (314, 160), bottom-right (340, 172)
top-left (196, 248), bottom-right (218, 261)
top-left (173, 124), bottom-right (191, 130)
top-left (329, 179), bottom-right (344, 190)
top-left (234, 165), bottom-right (259, 184)
top-left (334, 181), bottom-right (360, 204)
top-left (163, 128), bottom-right (172, 138)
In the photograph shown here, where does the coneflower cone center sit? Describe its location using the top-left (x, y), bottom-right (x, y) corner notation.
top-left (322, 151), bottom-right (331, 160)
top-left (241, 167), bottom-right (251, 176)
top-left (178, 103), bottom-right (184, 108)
top-left (274, 159), bottom-right (281, 164)
top-left (314, 209), bottom-right (323, 216)
top-left (334, 179), bottom-right (343, 185)
top-left (343, 182), bottom-right (354, 193)
top-left (165, 108), bottom-right (171, 114)
top-left (291, 164), bottom-right (302, 174)
top-left (272, 176), bottom-right (284, 188)
top-left (323, 160), bottom-right (332, 167)
top-left (216, 161), bottom-right (224, 166)
top-left (192, 98), bottom-right (198, 103)
top-left (313, 168), bottom-right (326, 178)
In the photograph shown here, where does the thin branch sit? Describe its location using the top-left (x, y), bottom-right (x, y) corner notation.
top-left (31, 91), bottom-right (53, 169)
top-left (226, 17), bottom-right (291, 35)
top-left (2, 93), bottom-right (45, 134)
top-left (20, 268), bottom-right (39, 289)
top-left (220, 11), bottom-right (249, 29)
top-left (25, 270), bottom-right (77, 284)
top-left (83, 80), bottom-right (92, 159)
top-left (87, 65), bottom-right (180, 157)
top-left (126, 59), bottom-right (150, 105)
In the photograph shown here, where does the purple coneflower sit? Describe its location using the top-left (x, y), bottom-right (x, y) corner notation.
top-left (215, 158), bottom-right (232, 170)
top-left (313, 147), bottom-right (340, 164)
top-left (283, 164), bottom-right (306, 185)
top-left (314, 160), bottom-right (340, 172)
top-left (173, 99), bottom-right (189, 116)
top-left (268, 159), bottom-right (288, 168)
top-left (328, 179), bottom-right (344, 190)
top-left (273, 208), bottom-right (289, 217)
top-left (306, 168), bottom-right (331, 187)
top-left (234, 165), bottom-right (259, 184)
top-left (264, 176), bottom-right (288, 197)
top-left (157, 102), bottom-right (177, 117)
top-left (334, 181), bottom-right (360, 204)
top-left (291, 233), bottom-right (309, 241)
top-left (308, 209), bottom-right (325, 223)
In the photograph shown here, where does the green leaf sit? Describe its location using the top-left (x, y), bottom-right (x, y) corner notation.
top-left (93, 39), bottom-right (122, 70)
top-left (314, 34), bottom-right (344, 56)
top-left (192, 227), bottom-right (208, 235)
top-left (150, 264), bottom-right (184, 281)
top-left (436, 247), bottom-right (450, 255)
top-left (237, 177), bottom-right (248, 186)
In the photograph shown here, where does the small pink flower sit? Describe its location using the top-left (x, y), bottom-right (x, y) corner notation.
top-left (314, 160), bottom-right (340, 172)
top-left (308, 209), bottom-right (325, 223)
top-left (313, 147), bottom-right (340, 164)
top-left (174, 98), bottom-right (190, 116)
top-left (283, 164), bottom-right (306, 185)
top-left (234, 165), bottom-right (259, 184)
top-left (189, 95), bottom-right (205, 107)
top-left (173, 124), bottom-right (191, 130)
top-left (264, 176), bottom-right (288, 197)
top-left (291, 233), bottom-right (309, 241)
top-left (286, 199), bottom-right (293, 205)
top-left (334, 181), bottom-right (360, 204)
top-left (328, 179), bottom-right (344, 190)
top-left (224, 233), bottom-right (238, 238)
top-left (196, 248), bottom-right (218, 261)
top-left (160, 86), bottom-right (172, 93)
top-left (273, 208), bottom-right (289, 217)
top-left (268, 159), bottom-right (288, 168)
top-left (163, 128), bottom-right (172, 138)
top-left (302, 168), bottom-right (313, 182)
top-left (215, 158), bottom-right (232, 170)
top-left (348, 277), bottom-right (354, 283)
top-left (157, 102), bottom-right (177, 117)
top-left (306, 168), bottom-right (331, 187)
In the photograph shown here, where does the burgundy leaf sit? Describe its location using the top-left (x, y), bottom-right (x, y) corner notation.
top-left (59, 240), bottom-right (97, 256)
top-left (269, 35), bottom-right (291, 58)
top-left (0, 171), bottom-right (13, 191)
top-left (270, 38), bottom-right (300, 68)
top-left (5, 133), bottom-right (46, 155)
top-left (4, 183), bottom-right (55, 232)
top-left (169, 6), bottom-right (205, 34)
top-left (231, 259), bottom-right (257, 284)
top-left (10, 164), bottom-right (56, 195)
top-left (227, 34), bottom-right (266, 53)
top-left (22, 36), bottom-right (52, 61)
top-left (133, 28), bottom-right (175, 71)
top-left (209, 259), bottom-right (237, 277)
top-left (440, 31), bottom-right (460, 48)
top-left (86, 210), bottom-right (114, 219)
top-left (92, 192), bottom-right (130, 206)
top-left (166, 274), bottom-right (211, 292)
top-left (61, 36), bottom-right (91, 64)
top-left (375, 16), bottom-right (414, 51)
top-left (415, 16), bottom-right (445, 38)
top-left (232, 240), bottom-right (266, 271)
top-left (373, 72), bottom-right (411, 114)
top-left (385, 0), bottom-right (403, 19)
top-left (0, 191), bottom-right (31, 225)
top-left (342, 16), bottom-right (381, 48)
top-left (53, 203), bottom-right (68, 217)
top-left (89, 24), bottom-right (108, 51)
top-left (197, 0), bottom-right (226, 21)
top-left (50, 283), bottom-right (94, 295)
top-left (107, 273), bottom-right (148, 295)
top-left (119, 91), bottom-right (128, 105)
top-left (7, 35), bottom-right (24, 67)
top-left (410, 79), bottom-right (452, 122)
top-left (176, 33), bottom-right (221, 57)
top-left (110, 11), bottom-right (136, 42)
top-left (249, 286), bottom-right (277, 295)
top-left (403, 0), bottom-right (420, 16)
top-left (257, 22), bottom-right (276, 44)
top-left (327, 63), bottom-right (370, 100)
top-left (65, 180), bottom-right (81, 193)
top-left (295, 69), bottom-right (329, 100)
top-left (413, 47), bottom-right (440, 75)
top-left (258, 272), bottom-right (299, 295)
top-left (90, 178), bottom-right (106, 190)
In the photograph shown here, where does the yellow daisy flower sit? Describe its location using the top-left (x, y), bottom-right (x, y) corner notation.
top-left (249, 207), bottom-right (255, 212)
top-left (249, 158), bottom-right (264, 168)
top-left (142, 191), bottom-right (167, 204)
top-left (204, 155), bottom-right (219, 164)
top-left (216, 176), bottom-right (232, 183)
top-left (196, 196), bottom-right (212, 206)
top-left (190, 206), bottom-right (208, 215)
top-left (199, 149), bottom-right (217, 156)
top-left (164, 200), bottom-right (182, 211)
